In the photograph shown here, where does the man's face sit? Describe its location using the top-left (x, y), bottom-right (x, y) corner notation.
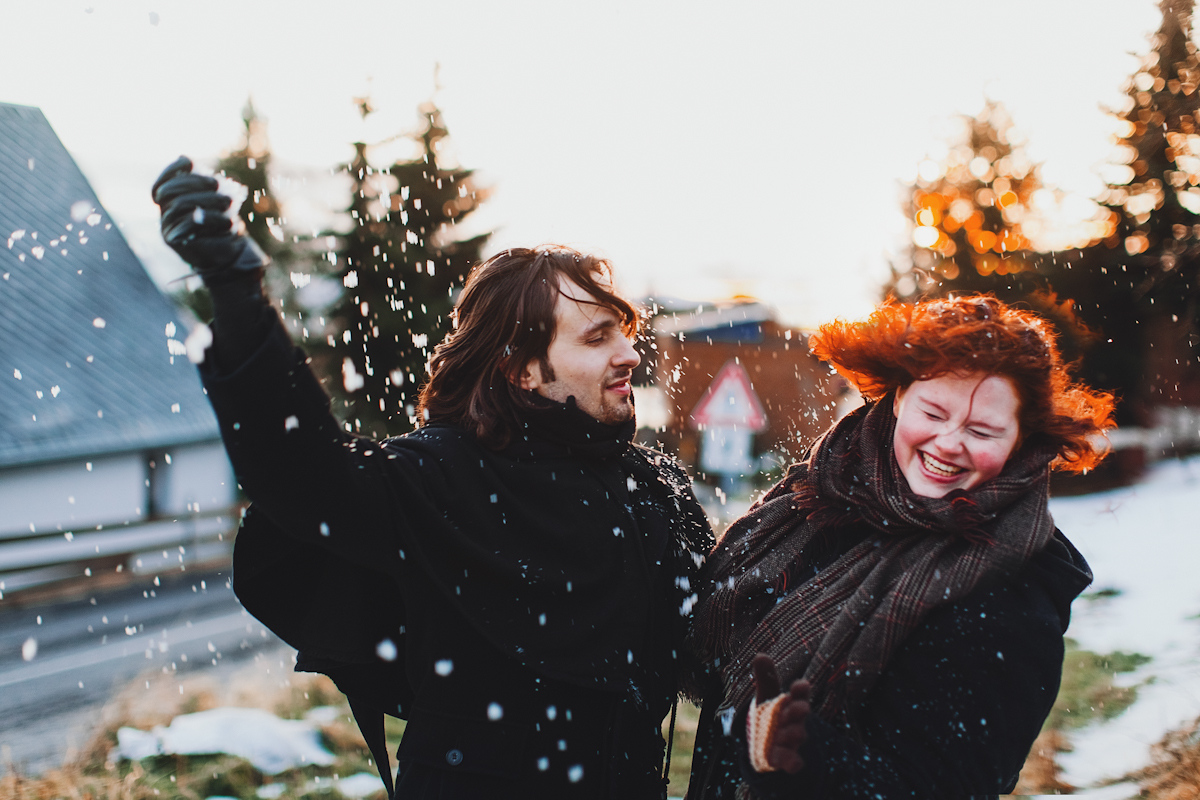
top-left (519, 275), bottom-right (640, 425)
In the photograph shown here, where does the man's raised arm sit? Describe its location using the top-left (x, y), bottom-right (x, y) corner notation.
top-left (152, 155), bottom-right (273, 372)
top-left (150, 156), bottom-right (421, 570)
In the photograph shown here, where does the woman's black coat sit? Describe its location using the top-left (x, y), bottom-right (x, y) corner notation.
top-left (201, 320), bottom-right (713, 800)
top-left (686, 520), bottom-right (1091, 799)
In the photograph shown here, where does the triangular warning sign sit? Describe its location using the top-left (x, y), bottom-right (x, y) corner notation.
top-left (689, 360), bottom-right (768, 432)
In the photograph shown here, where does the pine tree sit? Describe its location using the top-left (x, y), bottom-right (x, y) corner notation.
top-left (315, 101), bottom-right (491, 438)
top-left (1055, 0), bottom-right (1200, 420)
top-left (171, 99), bottom-right (297, 322)
top-left (217, 99), bottom-right (287, 261)
top-left (887, 101), bottom-right (1047, 304)
top-left (215, 99), bottom-right (309, 313)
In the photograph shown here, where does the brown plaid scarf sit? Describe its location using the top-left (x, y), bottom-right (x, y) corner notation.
top-left (691, 395), bottom-right (1056, 729)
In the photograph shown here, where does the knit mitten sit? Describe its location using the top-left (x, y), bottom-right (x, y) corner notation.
top-left (747, 693), bottom-right (788, 772)
top-left (747, 653), bottom-right (811, 774)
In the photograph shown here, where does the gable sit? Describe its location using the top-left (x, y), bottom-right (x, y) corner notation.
top-left (0, 103), bottom-right (219, 469)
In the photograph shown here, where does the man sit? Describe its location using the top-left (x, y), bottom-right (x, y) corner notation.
top-left (152, 157), bottom-right (713, 799)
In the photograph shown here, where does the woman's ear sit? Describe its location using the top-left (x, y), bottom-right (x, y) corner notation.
top-left (893, 385), bottom-right (906, 418)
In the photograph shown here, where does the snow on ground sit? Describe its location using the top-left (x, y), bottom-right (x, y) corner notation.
top-left (1051, 454), bottom-right (1200, 789)
top-left (113, 706), bottom-right (336, 774)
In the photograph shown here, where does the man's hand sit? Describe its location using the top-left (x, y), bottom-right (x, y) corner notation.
top-left (748, 653), bottom-right (811, 774)
top-left (152, 156), bottom-right (268, 284)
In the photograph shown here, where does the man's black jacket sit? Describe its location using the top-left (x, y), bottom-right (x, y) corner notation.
top-left (201, 319), bottom-right (713, 799)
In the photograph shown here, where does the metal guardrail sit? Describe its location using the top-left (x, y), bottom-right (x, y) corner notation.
top-left (0, 509), bottom-right (241, 598)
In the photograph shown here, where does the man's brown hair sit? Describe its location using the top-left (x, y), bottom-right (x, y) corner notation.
top-left (417, 245), bottom-right (639, 448)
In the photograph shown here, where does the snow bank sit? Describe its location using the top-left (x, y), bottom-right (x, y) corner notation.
top-left (114, 707), bottom-right (336, 774)
top-left (251, 772), bottom-right (383, 800)
top-left (1051, 455), bottom-right (1200, 788)
top-left (330, 772), bottom-right (386, 798)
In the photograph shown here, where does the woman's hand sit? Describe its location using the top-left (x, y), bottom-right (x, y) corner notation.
top-left (748, 653), bottom-right (811, 774)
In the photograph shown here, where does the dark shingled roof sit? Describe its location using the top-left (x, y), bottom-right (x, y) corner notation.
top-left (0, 102), bottom-right (219, 469)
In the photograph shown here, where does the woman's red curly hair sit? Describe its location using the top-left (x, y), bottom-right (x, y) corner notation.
top-left (809, 295), bottom-right (1115, 473)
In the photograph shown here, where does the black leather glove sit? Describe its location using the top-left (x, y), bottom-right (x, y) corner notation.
top-left (151, 156), bottom-right (268, 285)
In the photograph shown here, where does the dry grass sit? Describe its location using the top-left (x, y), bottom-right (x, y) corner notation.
top-left (1008, 728), bottom-right (1075, 796)
top-left (1130, 717), bottom-right (1200, 800)
top-left (0, 649), bottom-right (379, 800)
top-left (1, 759), bottom-right (154, 800)
top-left (664, 700), bottom-right (702, 796)
top-left (6, 640), bottom-right (1195, 800)
top-left (1004, 650), bottom-right (1200, 800)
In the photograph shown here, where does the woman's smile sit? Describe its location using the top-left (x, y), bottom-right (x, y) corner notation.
top-left (919, 450), bottom-right (965, 478)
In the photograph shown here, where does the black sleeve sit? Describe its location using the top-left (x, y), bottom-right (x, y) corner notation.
top-left (742, 577), bottom-right (1064, 799)
top-left (200, 313), bottom-right (437, 572)
top-left (204, 269), bottom-right (274, 373)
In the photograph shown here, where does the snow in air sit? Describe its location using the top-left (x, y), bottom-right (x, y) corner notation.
top-left (213, 174), bottom-right (249, 220)
top-left (185, 323), bottom-right (213, 364)
top-left (375, 638), bottom-right (397, 662)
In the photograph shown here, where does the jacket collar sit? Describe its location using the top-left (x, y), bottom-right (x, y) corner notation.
top-left (503, 394), bottom-right (635, 461)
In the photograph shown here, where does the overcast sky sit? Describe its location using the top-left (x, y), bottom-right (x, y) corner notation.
top-left (0, 0), bottom-right (1168, 325)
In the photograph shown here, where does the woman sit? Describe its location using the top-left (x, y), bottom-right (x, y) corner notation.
top-left (687, 295), bottom-right (1114, 799)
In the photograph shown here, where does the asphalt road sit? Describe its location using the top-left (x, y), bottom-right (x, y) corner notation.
top-left (0, 567), bottom-right (284, 776)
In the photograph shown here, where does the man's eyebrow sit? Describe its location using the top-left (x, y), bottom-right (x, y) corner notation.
top-left (579, 316), bottom-right (619, 338)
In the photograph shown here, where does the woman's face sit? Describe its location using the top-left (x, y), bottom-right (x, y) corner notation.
top-left (892, 372), bottom-right (1021, 498)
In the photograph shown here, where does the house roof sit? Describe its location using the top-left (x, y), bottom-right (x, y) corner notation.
top-left (0, 103), bottom-right (219, 469)
top-left (653, 300), bottom-right (772, 336)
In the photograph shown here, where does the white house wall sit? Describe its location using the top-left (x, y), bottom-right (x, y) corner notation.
top-left (150, 441), bottom-right (236, 516)
top-left (0, 453), bottom-right (145, 539)
top-left (0, 445), bottom-right (239, 596)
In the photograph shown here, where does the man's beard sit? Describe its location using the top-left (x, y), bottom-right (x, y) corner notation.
top-left (595, 384), bottom-right (635, 426)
